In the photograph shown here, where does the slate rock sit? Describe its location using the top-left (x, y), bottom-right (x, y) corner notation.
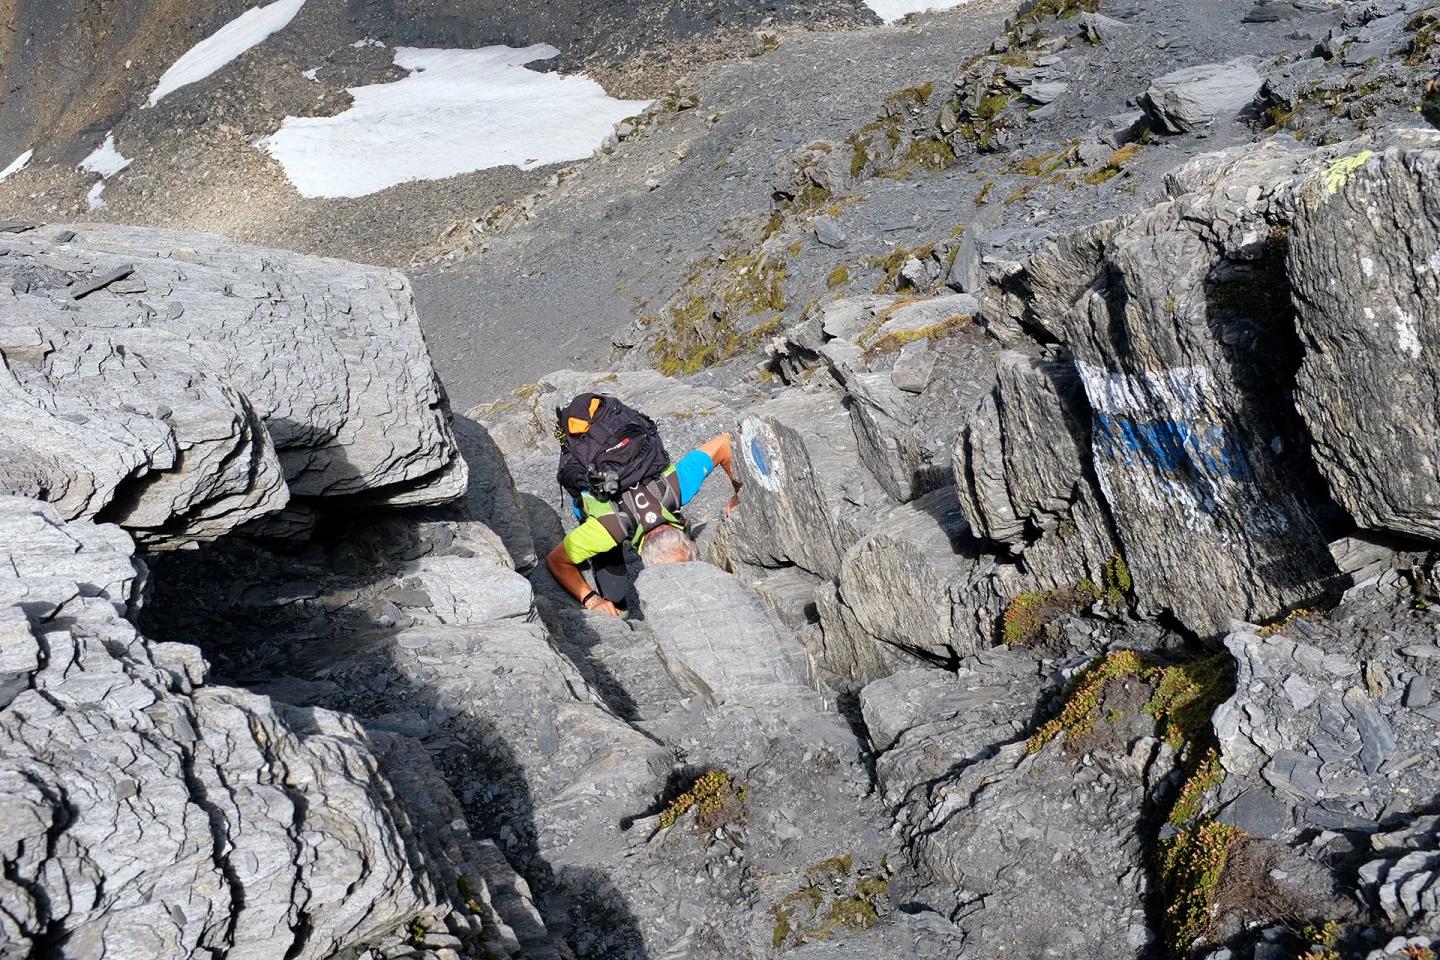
top-left (0, 328), bottom-right (288, 548)
top-left (837, 486), bottom-right (1025, 661)
top-left (1141, 58), bottom-right (1264, 133)
top-left (0, 497), bottom-right (443, 959)
top-left (815, 217), bottom-right (849, 249)
top-left (1290, 139), bottom-right (1440, 541)
top-left (727, 388), bottom-right (894, 579)
top-left (0, 224), bottom-right (467, 507)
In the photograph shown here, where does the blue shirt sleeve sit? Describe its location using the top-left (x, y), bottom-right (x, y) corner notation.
top-left (672, 449), bottom-right (717, 506)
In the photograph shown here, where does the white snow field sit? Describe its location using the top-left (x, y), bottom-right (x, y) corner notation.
top-left (0, 150), bottom-right (32, 183)
top-left (79, 133), bottom-right (132, 178)
top-left (260, 44), bottom-right (651, 199)
top-left (862, 0), bottom-right (967, 22)
top-left (148, 0), bottom-right (308, 106)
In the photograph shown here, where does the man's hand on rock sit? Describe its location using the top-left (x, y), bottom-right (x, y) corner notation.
top-left (585, 596), bottom-right (622, 617)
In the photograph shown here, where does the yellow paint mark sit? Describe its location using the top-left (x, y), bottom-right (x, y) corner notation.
top-left (1322, 150), bottom-right (1374, 195)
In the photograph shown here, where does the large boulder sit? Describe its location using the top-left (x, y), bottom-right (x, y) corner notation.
top-left (1289, 140), bottom-right (1440, 541)
top-left (836, 486), bottom-right (1025, 662)
top-left (0, 224), bottom-right (466, 508)
top-left (1141, 58), bottom-right (1264, 134)
top-left (891, 669), bottom-right (1167, 958)
top-left (955, 350), bottom-right (1119, 589)
top-left (1052, 142), bottom-right (1341, 635)
top-left (0, 327), bottom-right (288, 548)
top-left (0, 496), bottom-right (446, 959)
top-left (727, 388), bottom-right (894, 579)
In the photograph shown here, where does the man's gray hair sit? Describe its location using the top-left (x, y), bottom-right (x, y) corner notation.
top-left (640, 525), bottom-right (700, 566)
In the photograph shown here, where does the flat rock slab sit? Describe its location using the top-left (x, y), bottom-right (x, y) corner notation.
top-left (1142, 58), bottom-right (1263, 133)
top-left (0, 224), bottom-right (466, 507)
top-left (637, 562), bottom-right (809, 706)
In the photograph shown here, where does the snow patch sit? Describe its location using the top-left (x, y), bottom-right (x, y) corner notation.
top-left (352, 38), bottom-right (386, 48)
top-left (148, 0), bottom-right (307, 106)
top-left (80, 133), bottom-right (132, 179)
top-left (302, 67), bottom-right (319, 81)
top-left (259, 44), bottom-right (651, 199)
top-left (87, 182), bottom-right (108, 210)
top-left (862, 0), bottom-right (968, 23)
top-left (0, 150), bottom-right (32, 183)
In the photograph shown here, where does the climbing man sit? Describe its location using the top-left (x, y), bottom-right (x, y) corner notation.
top-left (545, 393), bottom-right (742, 617)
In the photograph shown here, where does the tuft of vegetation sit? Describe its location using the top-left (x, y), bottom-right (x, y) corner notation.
top-left (769, 856), bottom-right (890, 950)
top-left (1167, 748), bottom-right (1223, 826)
top-left (885, 81), bottom-right (935, 106)
top-left (1013, 0), bottom-right (1099, 36)
top-left (1008, 553), bottom-right (1131, 646)
top-left (658, 770), bottom-right (747, 831)
top-left (899, 137), bottom-right (957, 173)
top-left (974, 181), bottom-right (995, 205)
top-left (1157, 820), bottom-right (1244, 954)
top-left (860, 313), bottom-right (971, 360)
top-left (1027, 650), bottom-right (1147, 752)
top-left (1003, 587), bottom-right (1083, 646)
top-left (649, 247), bottom-right (787, 377)
top-left (1082, 142), bottom-right (1141, 185)
top-left (827, 264), bottom-right (851, 288)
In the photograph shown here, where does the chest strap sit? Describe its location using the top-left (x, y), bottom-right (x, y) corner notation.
top-left (594, 474), bottom-right (682, 546)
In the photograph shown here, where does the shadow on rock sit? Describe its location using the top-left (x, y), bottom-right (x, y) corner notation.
top-left (139, 494), bottom-right (654, 960)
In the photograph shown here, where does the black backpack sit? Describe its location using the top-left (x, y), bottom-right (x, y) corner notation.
top-left (555, 394), bottom-right (671, 503)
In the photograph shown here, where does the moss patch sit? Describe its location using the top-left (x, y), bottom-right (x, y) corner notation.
top-left (1158, 820), bottom-right (1244, 954)
top-left (827, 264), bottom-right (851, 288)
top-left (769, 856), bottom-right (891, 951)
top-left (658, 770), bottom-right (747, 832)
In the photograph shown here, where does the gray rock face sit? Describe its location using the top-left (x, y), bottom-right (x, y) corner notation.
top-left (0, 224), bottom-right (466, 509)
top-left (1290, 142), bottom-right (1440, 541)
top-left (1141, 58), bottom-right (1264, 133)
top-left (637, 563), bottom-right (810, 706)
top-left (0, 497), bottom-right (444, 959)
top-left (0, 327), bottom-right (289, 548)
top-left (955, 350), bottom-right (1118, 588)
top-left (890, 689), bottom-right (1164, 958)
top-left (1213, 592), bottom-right (1440, 839)
top-left (728, 388), bottom-right (894, 579)
top-left (837, 486), bottom-right (1023, 661)
top-left (1052, 143), bottom-right (1340, 634)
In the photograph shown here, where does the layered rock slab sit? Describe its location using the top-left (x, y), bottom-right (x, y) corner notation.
top-left (0, 327), bottom-right (288, 548)
top-left (1290, 140), bottom-right (1440, 541)
top-left (0, 223), bottom-right (466, 508)
top-left (0, 496), bottom-right (444, 959)
top-left (1051, 143), bottom-right (1340, 634)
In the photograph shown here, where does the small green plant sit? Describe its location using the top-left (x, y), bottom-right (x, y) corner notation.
top-left (658, 770), bottom-right (745, 830)
top-left (409, 919), bottom-right (427, 943)
top-left (1027, 650), bottom-right (1146, 752)
top-left (1157, 820), bottom-right (1244, 954)
top-left (1301, 920), bottom-right (1341, 948)
top-left (827, 264), bottom-right (850, 287)
top-left (1167, 748), bottom-right (1223, 826)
